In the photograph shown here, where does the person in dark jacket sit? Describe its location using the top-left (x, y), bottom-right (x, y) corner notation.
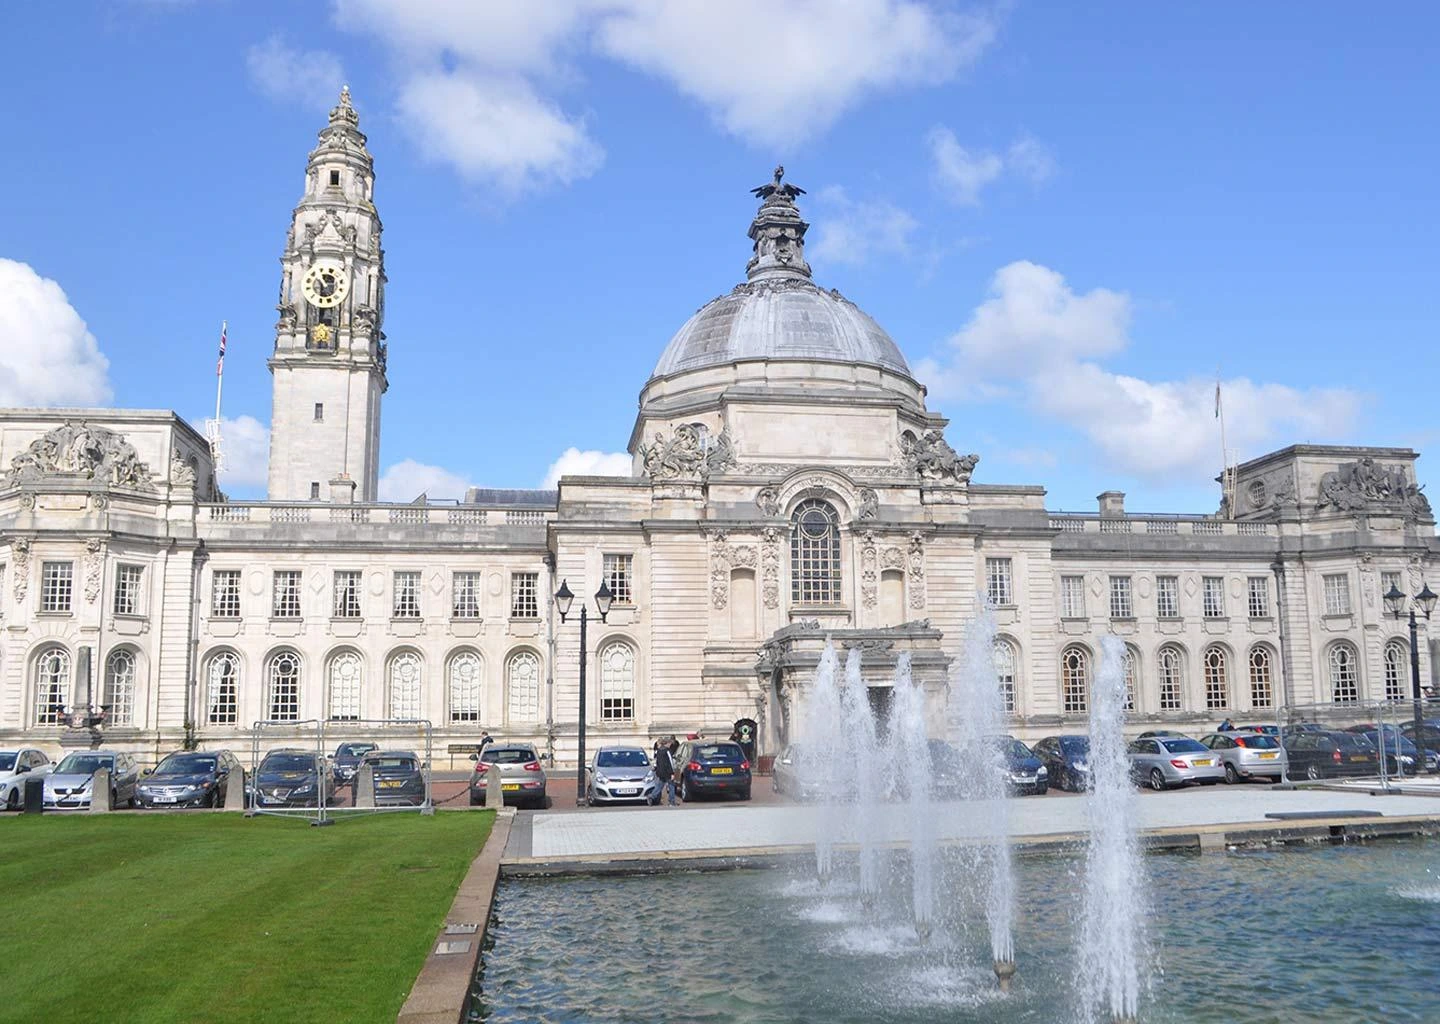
top-left (653, 737), bottom-right (678, 806)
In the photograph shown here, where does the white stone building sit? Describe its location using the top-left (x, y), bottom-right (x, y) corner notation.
top-left (1, 93), bottom-right (1436, 765)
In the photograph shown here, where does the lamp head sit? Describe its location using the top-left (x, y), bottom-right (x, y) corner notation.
top-left (1384, 583), bottom-right (1407, 619)
top-left (1418, 583), bottom-right (1438, 620)
top-left (595, 580), bottom-right (614, 621)
top-left (554, 578), bottom-right (574, 622)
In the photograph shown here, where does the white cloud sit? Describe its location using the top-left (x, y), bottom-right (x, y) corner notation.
top-left (1006, 133), bottom-right (1056, 185)
top-left (542, 447), bottom-right (632, 487)
top-left (211, 414), bottom-right (270, 491)
top-left (378, 459), bottom-right (471, 502)
top-left (808, 186), bottom-right (918, 267)
top-left (927, 127), bottom-right (1056, 205)
top-left (245, 36), bottom-right (346, 112)
top-left (0, 258), bottom-right (111, 407)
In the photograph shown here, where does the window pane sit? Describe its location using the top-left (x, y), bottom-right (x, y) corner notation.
top-left (328, 652), bottom-right (361, 720)
top-left (993, 639), bottom-right (1017, 713)
top-left (1062, 647), bottom-right (1088, 713)
top-left (1247, 576), bottom-right (1269, 618)
top-left (41, 562), bottom-right (73, 613)
top-left (1061, 576), bottom-right (1085, 618)
top-left (1384, 641), bottom-right (1406, 702)
top-left (1249, 646), bottom-right (1273, 709)
top-left (1159, 647), bottom-right (1183, 711)
top-left (212, 570), bottom-right (241, 618)
top-left (389, 652), bottom-right (422, 720)
top-left (452, 572), bottom-right (481, 619)
top-left (272, 571), bottom-right (302, 618)
top-left (511, 573), bottom-right (539, 619)
top-left (790, 500), bottom-right (841, 605)
top-left (1109, 576), bottom-right (1132, 618)
top-left (599, 642), bottom-right (635, 721)
top-left (1329, 644), bottom-right (1358, 703)
top-left (113, 564), bottom-right (143, 616)
top-left (1204, 647), bottom-right (1229, 710)
top-left (1156, 576), bottom-right (1179, 618)
top-left (985, 557), bottom-right (1013, 606)
top-left (448, 652), bottom-right (482, 722)
top-left (507, 651), bottom-right (540, 722)
top-left (207, 652), bottom-right (239, 725)
top-left (34, 648), bottom-right (70, 725)
top-left (1323, 574), bottom-right (1351, 616)
top-left (333, 570), bottom-right (362, 618)
top-left (393, 571), bottom-right (421, 618)
top-left (104, 649), bottom-right (136, 726)
top-left (603, 554), bottom-right (633, 605)
top-left (1203, 576), bottom-right (1225, 618)
top-left (268, 652), bottom-right (301, 721)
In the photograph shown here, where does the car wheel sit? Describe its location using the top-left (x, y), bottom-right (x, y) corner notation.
top-left (1224, 763), bottom-right (1239, 785)
top-left (740, 787), bottom-right (752, 801)
top-left (1306, 764), bottom-right (1321, 781)
top-left (1148, 768), bottom-right (1166, 792)
top-left (5, 789), bottom-right (18, 811)
top-left (469, 792), bottom-right (482, 806)
top-left (681, 779), bottom-right (692, 802)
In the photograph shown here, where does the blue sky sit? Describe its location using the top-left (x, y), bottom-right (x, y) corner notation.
top-left (1, 2), bottom-right (1436, 512)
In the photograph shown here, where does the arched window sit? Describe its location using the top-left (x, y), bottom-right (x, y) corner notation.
top-left (389, 651), bottom-right (422, 721)
top-left (328, 651), bottom-right (362, 721)
top-left (1384, 640), bottom-right (1407, 703)
top-left (1203, 647), bottom-right (1229, 710)
top-left (1158, 646), bottom-right (1183, 712)
top-left (448, 651), bottom-right (483, 723)
top-left (790, 499), bottom-right (841, 605)
top-left (104, 649), bottom-right (136, 726)
top-left (1329, 643), bottom-right (1359, 703)
top-left (1122, 645), bottom-right (1139, 712)
top-left (507, 650), bottom-right (540, 723)
top-left (993, 638), bottom-right (1018, 713)
top-left (34, 647), bottom-right (69, 725)
top-left (1062, 646), bottom-right (1089, 714)
top-left (207, 652), bottom-right (240, 725)
top-left (599, 641), bottom-right (635, 721)
top-left (1248, 646), bottom-right (1274, 709)
top-left (267, 651), bottom-right (302, 721)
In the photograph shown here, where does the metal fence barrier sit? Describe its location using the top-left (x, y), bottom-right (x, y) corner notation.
top-left (1274, 700), bottom-right (1434, 788)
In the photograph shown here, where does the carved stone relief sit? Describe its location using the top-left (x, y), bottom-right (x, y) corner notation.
top-left (171, 448), bottom-right (197, 489)
top-left (7, 421), bottom-right (153, 489)
top-left (857, 487), bottom-right (879, 521)
top-left (762, 527), bottom-right (781, 610)
top-left (11, 538), bottom-right (30, 604)
top-left (639, 424), bottom-right (736, 481)
top-left (83, 539), bottom-right (103, 604)
top-left (899, 429), bottom-right (979, 484)
top-left (1316, 458), bottom-right (1431, 519)
top-left (860, 531), bottom-right (878, 608)
top-left (755, 485), bottom-right (781, 517)
top-left (907, 532), bottom-right (926, 609)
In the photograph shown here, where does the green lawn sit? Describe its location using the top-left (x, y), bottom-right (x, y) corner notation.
top-left (0, 810), bottom-right (493, 1024)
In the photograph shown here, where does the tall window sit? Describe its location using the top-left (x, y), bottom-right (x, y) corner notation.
top-left (985, 557), bottom-right (1014, 606)
top-left (1249, 646), bottom-right (1274, 709)
top-left (448, 651), bottom-right (483, 722)
top-left (1203, 647), bottom-right (1229, 710)
top-left (599, 642), bottom-right (635, 721)
top-left (267, 651), bottom-right (301, 721)
top-left (1329, 643), bottom-right (1359, 703)
top-left (1384, 640), bottom-right (1407, 702)
top-left (1381, 571), bottom-right (1403, 601)
top-left (1247, 576), bottom-right (1270, 618)
top-left (1121, 646), bottom-right (1138, 712)
top-left (1202, 576), bottom-right (1225, 618)
top-left (333, 570), bottom-right (362, 618)
top-left (993, 639), bottom-right (1017, 713)
top-left (1109, 576), bottom-right (1133, 619)
top-left (1323, 574), bottom-right (1351, 616)
top-left (1060, 575), bottom-right (1086, 618)
top-left (1062, 646), bottom-right (1089, 714)
top-left (104, 649), bottom-right (136, 726)
top-left (507, 650), bottom-right (540, 722)
top-left (1156, 575), bottom-right (1180, 619)
top-left (510, 573), bottom-right (539, 619)
top-left (791, 499), bottom-right (842, 605)
top-left (207, 652), bottom-right (240, 725)
top-left (1158, 646), bottom-right (1183, 711)
top-left (393, 571), bottom-right (421, 619)
top-left (604, 554), bottom-right (633, 605)
top-left (34, 647), bottom-right (69, 725)
top-left (389, 652), bottom-right (422, 720)
top-left (212, 569), bottom-right (241, 618)
top-left (113, 564), bottom-right (144, 616)
top-left (328, 651), bottom-right (362, 720)
top-left (452, 572), bottom-right (481, 619)
top-left (41, 561), bottom-right (73, 613)
top-left (272, 570), bottom-right (302, 618)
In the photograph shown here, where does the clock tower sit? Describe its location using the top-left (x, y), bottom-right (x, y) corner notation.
top-left (267, 86), bottom-right (387, 503)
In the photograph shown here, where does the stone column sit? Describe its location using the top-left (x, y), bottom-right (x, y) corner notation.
top-left (355, 763), bottom-right (376, 808)
top-left (89, 768), bottom-right (111, 813)
top-left (224, 768), bottom-right (246, 811)
top-left (484, 762), bottom-right (504, 809)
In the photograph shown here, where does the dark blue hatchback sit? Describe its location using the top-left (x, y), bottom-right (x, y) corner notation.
top-left (676, 741), bottom-right (751, 801)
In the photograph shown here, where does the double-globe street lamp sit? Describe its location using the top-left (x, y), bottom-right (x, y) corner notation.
top-left (554, 578), bottom-right (613, 805)
top-left (1383, 581), bottom-right (1438, 774)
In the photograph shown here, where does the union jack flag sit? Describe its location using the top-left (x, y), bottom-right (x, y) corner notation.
top-left (216, 322), bottom-right (227, 377)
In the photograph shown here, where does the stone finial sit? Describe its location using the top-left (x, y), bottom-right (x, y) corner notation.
top-left (329, 84), bottom-right (360, 129)
top-left (746, 166), bottom-right (811, 282)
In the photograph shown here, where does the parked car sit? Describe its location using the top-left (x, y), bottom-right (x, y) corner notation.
top-left (1127, 737), bottom-right (1224, 790)
top-left (587, 746), bottom-right (660, 806)
top-left (675, 740), bottom-right (751, 802)
top-left (360, 749), bottom-right (427, 806)
top-left (771, 744), bottom-right (825, 801)
top-left (0, 748), bottom-right (53, 811)
top-left (331, 741), bottom-right (379, 786)
top-left (995, 737), bottom-right (1049, 795)
top-left (1398, 720), bottom-right (1440, 762)
top-left (1031, 735), bottom-right (1091, 792)
top-left (469, 744), bottom-right (547, 809)
top-left (43, 750), bottom-right (141, 809)
top-left (1227, 724), bottom-right (1280, 735)
top-left (1137, 729), bottom-right (1187, 740)
top-left (1344, 724), bottom-right (1438, 773)
top-left (136, 749), bottom-right (243, 808)
top-left (1197, 732), bottom-right (1287, 784)
top-left (1283, 730), bottom-right (1378, 781)
top-left (251, 749), bottom-right (336, 808)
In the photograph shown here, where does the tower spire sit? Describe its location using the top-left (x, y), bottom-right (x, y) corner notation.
top-left (746, 165), bottom-right (811, 282)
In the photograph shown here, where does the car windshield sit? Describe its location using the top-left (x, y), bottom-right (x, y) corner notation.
top-left (1234, 735), bottom-right (1280, 749)
top-left (337, 743), bottom-right (377, 757)
top-left (483, 748), bottom-right (537, 764)
top-left (55, 754), bottom-right (113, 774)
top-left (370, 756), bottom-right (416, 770)
top-left (998, 739), bottom-right (1033, 759)
top-left (0, 753), bottom-right (16, 771)
top-left (1060, 738), bottom-right (1090, 756)
top-left (694, 744), bottom-right (743, 761)
top-left (597, 750), bottom-right (649, 768)
top-left (261, 754), bottom-right (315, 773)
top-left (1160, 739), bottom-right (1208, 754)
top-left (155, 754), bottom-right (217, 775)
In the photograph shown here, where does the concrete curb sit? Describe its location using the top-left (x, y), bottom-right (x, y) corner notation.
top-left (396, 808), bottom-right (514, 1024)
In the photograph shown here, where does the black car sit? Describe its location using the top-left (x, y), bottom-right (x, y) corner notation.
top-left (925, 738), bottom-right (1047, 797)
top-left (996, 737), bottom-right (1049, 795)
top-left (359, 749), bottom-right (427, 806)
top-left (136, 749), bottom-right (243, 808)
top-left (675, 740), bottom-right (751, 801)
top-left (1031, 735), bottom-right (1091, 792)
top-left (252, 749), bottom-right (336, 808)
top-left (1283, 730), bottom-right (1377, 781)
top-left (332, 741), bottom-right (379, 786)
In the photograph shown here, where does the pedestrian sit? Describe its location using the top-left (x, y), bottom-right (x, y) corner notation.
top-left (654, 736), bottom-right (678, 807)
top-left (1217, 717), bottom-right (1234, 732)
top-left (479, 730), bottom-right (493, 751)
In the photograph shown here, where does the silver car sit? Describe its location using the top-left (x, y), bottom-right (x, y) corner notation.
top-left (1198, 731), bottom-right (1287, 783)
top-left (1127, 736), bottom-right (1225, 790)
top-left (0, 748), bottom-right (53, 811)
top-left (469, 744), bottom-right (548, 809)
top-left (43, 750), bottom-right (141, 809)
top-left (587, 746), bottom-right (660, 806)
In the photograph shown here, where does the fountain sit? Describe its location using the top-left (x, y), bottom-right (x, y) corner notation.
top-left (798, 640), bottom-right (845, 882)
top-left (841, 647), bottom-right (885, 899)
top-left (889, 652), bottom-right (937, 937)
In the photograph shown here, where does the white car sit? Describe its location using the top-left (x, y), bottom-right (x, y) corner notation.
top-left (0, 748), bottom-right (54, 810)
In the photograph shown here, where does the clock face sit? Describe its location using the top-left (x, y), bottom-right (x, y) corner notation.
top-left (301, 262), bottom-right (349, 308)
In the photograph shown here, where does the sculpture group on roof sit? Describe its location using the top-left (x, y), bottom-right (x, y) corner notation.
top-left (7, 421), bottom-right (152, 489)
top-left (1317, 457), bottom-right (1431, 518)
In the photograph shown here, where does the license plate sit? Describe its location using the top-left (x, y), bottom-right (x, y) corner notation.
top-left (1353, 755), bottom-right (1369, 762)
top-left (274, 789), bottom-right (291, 799)
top-left (155, 795), bottom-right (176, 803)
top-left (616, 787), bottom-right (638, 796)
top-left (1258, 752), bottom-right (1277, 759)
top-left (379, 780), bottom-right (402, 788)
top-left (711, 767), bottom-right (733, 775)
top-left (1193, 759), bottom-right (1213, 767)
top-left (502, 783), bottom-right (520, 791)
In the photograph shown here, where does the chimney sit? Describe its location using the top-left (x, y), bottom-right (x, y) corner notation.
top-left (329, 475), bottom-right (357, 504)
top-left (1097, 491), bottom-right (1126, 518)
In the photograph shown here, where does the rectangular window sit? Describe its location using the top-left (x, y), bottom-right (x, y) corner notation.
top-left (1247, 576), bottom-right (1270, 618)
top-left (985, 557), bottom-right (1014, 606)
top-left (452, 571), bottom-right (481, 619)
top-left (113, 564), bottom-right (144, 616)
top-left (272, 570), bottom-right (302, 619)
top-left (510, 572), bottom-right (538, 619)
top-left (310, 482), bottom-right (320, 500)
top-left (1109, 575), bottom-right (1133, 619)
top-left (1323, 573), bottom-right (1351, 616)
top-left (212, 569), bottom-right (241, 618)
top-left (40, 561), bottom-right (73, 613)
top-left (313, 402), bottom-right (324, 422)
top-left (333, 570), bottom-right (362, 618)
top-left (1156, 575), bottom-right (1179, 619)
top-left (1060, 575), bottom-right (1086, 619)
top-left (329, 169), bottom-right (340, 186)
top-left (1202, 576), bottom-right (1225, 618)
top-left (393, 571), bottom-right (421, 618)
top-left (1381, 571), bottom-right (1403, 602)
top-left (603, 553), bottom-right (633, 605)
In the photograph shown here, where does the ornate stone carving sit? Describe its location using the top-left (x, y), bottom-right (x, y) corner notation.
top-left (842, 637), bottom-right (895, 653)
top-left (7, 422), bottom-right (152, 489)
top-left (761, 527), bottom-right (781, 609)
top-left (907, 532), bottom-right (926, 610)
top-left (860, 531), bottom-right (878, 608)
top-left (83, 538), bottom-right (103, 604)
top-left (171, 448), bottom-right (197, 489)
top-left (746, 166), bottom-right (811, 278)
top-left (89, 494), bottom-right (107, 511)
top-left (639, 424), bottom-right (736, 481)
top-left (857, 487), bottom-right (879, 521)
top-left (11, 538), bottom-right (30, 604)
top-left (899, 429), bottom-right (979, 484)
top-left (17, 492), bottom-right (36, 511)
top-left (1316, 458), bottom-right (1431, 519)
top-left (1269, 474), bottom-right (1298, 512)
top-left (733, 461), bottom-right (905, 479)
top-left (711, 535), bottom-right (758, 610)
top-left (755, 485), bottom-right (781, 517)
top-left (880, 546), bottom-right (905, 571)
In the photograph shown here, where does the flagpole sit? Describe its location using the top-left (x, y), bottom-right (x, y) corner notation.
top-left (214, 320), bottom-right (226, 426)
top-left (207, 321), bottom-right (227, 473)
top-left (1216, 370), bottom-right (1232, 515)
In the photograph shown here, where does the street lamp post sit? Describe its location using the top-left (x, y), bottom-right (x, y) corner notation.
top-left (555, 578), bottom-right (614, 806)
top-left (1384, 581), bottom-right (1438, 775)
